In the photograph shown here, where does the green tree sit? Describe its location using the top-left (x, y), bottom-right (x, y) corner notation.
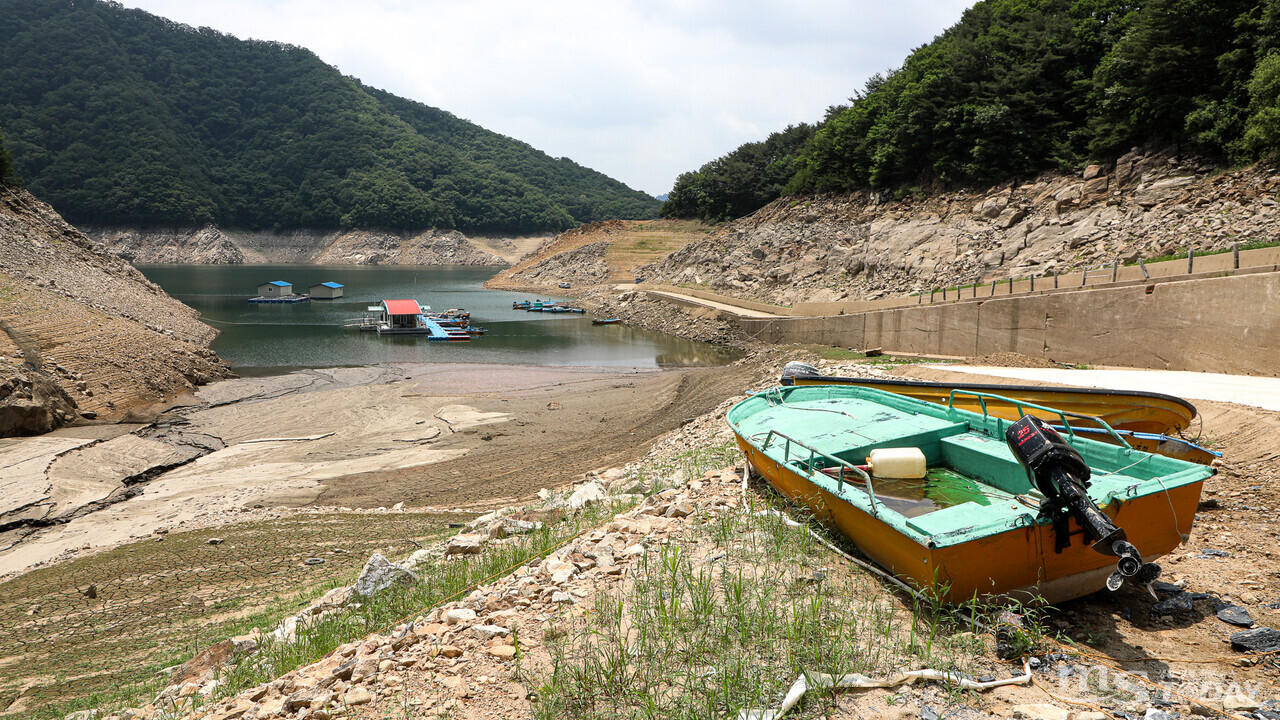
top-left (0, 126), bottom-right (15, 184)
top-left (0, 0), bottom-right (656, 232)
top-left (1244, 52), bottom-right (1280, 154)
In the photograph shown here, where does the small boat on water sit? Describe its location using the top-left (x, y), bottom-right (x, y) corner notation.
top-left (592, 318), bottom-right (621, 325)
top-left (728, 384), bottom-right (1214, 604)
top-left (781, 366), bottom-right (1217, 465)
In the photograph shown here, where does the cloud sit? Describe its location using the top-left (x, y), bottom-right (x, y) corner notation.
top-left (118, 0), bottom-right (975, 195)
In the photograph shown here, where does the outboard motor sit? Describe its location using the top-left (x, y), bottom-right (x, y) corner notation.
top-left (1005, 415), bottom-right (1161, 595)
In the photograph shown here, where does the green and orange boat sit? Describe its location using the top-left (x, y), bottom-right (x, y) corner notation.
top-left (728, 385), bottom-right (1215, 604)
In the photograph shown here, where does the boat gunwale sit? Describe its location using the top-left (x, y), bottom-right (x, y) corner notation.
top-left (783, 373), bottom-right (1198, 419)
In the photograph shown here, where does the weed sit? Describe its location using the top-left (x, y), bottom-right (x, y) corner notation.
top-left (532, 494), bottom-right (988, 719)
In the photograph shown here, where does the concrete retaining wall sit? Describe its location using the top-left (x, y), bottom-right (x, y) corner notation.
top-left (736, 270), bottom-right (1280, 376)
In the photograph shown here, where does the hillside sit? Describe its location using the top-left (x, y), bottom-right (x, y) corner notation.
top-left (645, 149), bottom-right (1280, 305)
top-left (663, 0), bottom-right (1280, 225)
top-left (0, 183), bottom-right (231, 435)
top-left (484, 219), bottom-right (712, 290)
top-left (0, 0), bottom-right (658, 235)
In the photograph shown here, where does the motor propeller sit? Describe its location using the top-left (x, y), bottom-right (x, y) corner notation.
top-left (1005, 415), bottom-right (1162, 597)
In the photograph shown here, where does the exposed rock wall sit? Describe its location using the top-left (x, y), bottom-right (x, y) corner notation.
top-left (88, 226), bottom-right (506, 266)
top-left (499, 240), bottom-right (611, 286)
top-left (0, 186), bottom-right (232, 434)
top-left (642, 149), bottom-right (1280, 305)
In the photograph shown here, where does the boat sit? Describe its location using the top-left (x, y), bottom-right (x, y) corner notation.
top-left (780, 367), bottom-right (1217, 465)
top-left (592, 318), bottom-right (621, 325)
top-left (727, 384), bottom-right (1214, 604)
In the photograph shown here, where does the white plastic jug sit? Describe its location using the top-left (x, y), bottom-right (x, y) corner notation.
top-left (866, 447), bottom-right (926, 478)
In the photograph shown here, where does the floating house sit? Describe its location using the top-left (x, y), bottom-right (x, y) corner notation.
top-left (258, 281), bottom-right (292, 297)
top-left (249, 280), bottom-right (308, 303)
top-left (351, 299), bottom-right (469, 340)
top-left (382, 299), bottom-right (424, 331)
top-left (310, 281), bottom-right (344, 299)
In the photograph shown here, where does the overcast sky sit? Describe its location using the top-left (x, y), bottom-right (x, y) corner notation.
top-left (118, 0), bottom-right (976, 197)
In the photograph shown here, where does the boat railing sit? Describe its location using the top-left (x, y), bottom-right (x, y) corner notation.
top-left (945, 390), bottom-right (1132, 449)
top-left (759, 429), bottom-right (880, 513)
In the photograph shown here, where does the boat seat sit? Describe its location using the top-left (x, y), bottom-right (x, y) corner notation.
top-left (937, 432), bottom-right (1034, 495)
top-left (904, 499), bottom-right (1038, 543)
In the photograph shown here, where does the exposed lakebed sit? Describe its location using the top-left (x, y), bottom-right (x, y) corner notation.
top-left (139, 264), bottom-right (739, 374)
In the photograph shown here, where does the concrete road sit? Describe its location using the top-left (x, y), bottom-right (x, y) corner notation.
top-left (928, 365), bottom-right (1280, 413)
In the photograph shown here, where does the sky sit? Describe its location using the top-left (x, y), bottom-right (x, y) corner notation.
top-left (118, 0), bottom-right (977, 197)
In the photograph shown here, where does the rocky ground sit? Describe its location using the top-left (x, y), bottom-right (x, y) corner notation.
top-left (72, 353), bottom-right (1280, 720)
top-left (0, 186), bottom-right (231, 435)
top-left (637, 149), bottom-right (1280, 306)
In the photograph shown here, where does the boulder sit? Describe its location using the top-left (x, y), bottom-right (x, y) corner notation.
top-left (444, 534), bottom-right (486, 556)
top-left (352, 553), bottom-right (419, 597)
top-left (567, 481), bottom-right (607, 509)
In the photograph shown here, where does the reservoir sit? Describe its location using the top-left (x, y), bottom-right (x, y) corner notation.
top-left (139, 264), bottom-right (739, 375)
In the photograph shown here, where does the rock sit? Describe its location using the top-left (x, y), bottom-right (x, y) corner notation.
top-left (352, 553), bottom-right (419, 597)
top-left (664, 502), bottom-right (694, 518)
top-left (445, 608), bottom-right (477, 625)
top-left (1216, 605), bottom-right (1253, 627)
top-left (438, 645), bottom-right (463, 658)
top-left (488, 644), bottom-right (517, 660)
top-left (1150, 592), bottom-right (1203, 615)
top-left (567, 481), bottom-right (606, 509)
top-left (1221, 694), bottom-right (1260, 712)
top-left (1230, 626), bottom-right (1280, 653)
top-left (472, 624), bottom-right (510, 641)
top-left (1195, 548), bottom-right (1230, 558)
top-left (551, 591), bottom-right (574, 604)
top-left (444, 534), bottom-right (486, 556)
top-left (343, 687), bottom-right (372, 706)
top-left (1143, 710), bottom-right (1174, 720)
top-left (1011, 703), bottom-right (1070, 720)
top-left (1135, 175), bottom-right (1194, 207)
top-left (536, 488), bottom-right (553, 501)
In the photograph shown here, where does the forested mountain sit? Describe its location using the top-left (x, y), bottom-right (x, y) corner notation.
top-left (664, 0), bottom-right (1280, 223)
top-left (0, 129), bottom-right (14, 184)
top-left (0, 0), bottom-right (659, 233)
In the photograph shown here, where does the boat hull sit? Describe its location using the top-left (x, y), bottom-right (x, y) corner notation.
top-left (737, 439), bottom-right (1201, 604)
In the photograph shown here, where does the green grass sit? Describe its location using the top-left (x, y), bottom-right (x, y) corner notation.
top-left (1131, 238), bottom-right (1280, 265)
top-left (198, 500), bottom-right (634, 715)
top-left (0, 513), bottom-right (467, 719)
top-left (531, 489), bottom-right (993, 720)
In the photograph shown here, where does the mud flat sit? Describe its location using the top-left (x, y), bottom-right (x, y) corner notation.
top-left (0, 359), bottom-right (757, 579)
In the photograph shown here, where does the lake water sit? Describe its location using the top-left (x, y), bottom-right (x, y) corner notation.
top-left (139, 264), bottom-right (739, 375)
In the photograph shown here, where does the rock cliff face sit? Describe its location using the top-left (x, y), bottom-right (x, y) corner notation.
top-left (88, 226), bottom-right (506, 266)
top-left (641, 149), bottom-right (1280, 305)
top-left (499, 240), bottom-right (611, 287)
top-left (0, 186), bottom-right (232, 435)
